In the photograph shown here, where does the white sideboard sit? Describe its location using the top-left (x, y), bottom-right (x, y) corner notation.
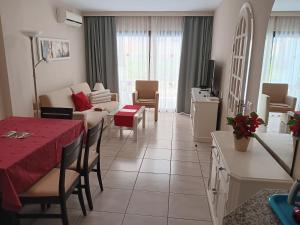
top-left (208, 131), bottom-right (293, 225)
top-left (190, 88), bottom-right (219, 142)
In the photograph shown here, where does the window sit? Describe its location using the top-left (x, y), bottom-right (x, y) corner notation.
top-left (116, 16), bottom-right (183, 112)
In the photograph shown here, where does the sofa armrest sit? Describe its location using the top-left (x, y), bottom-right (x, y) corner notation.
top-left (73, 111), bottom-right (88, 129)
top-left (111, 93), bottom-right (119, 102)
top-left (155, 91), bottom-right (159, 102)
top-left (257, 94), bottom-right (270, 125)
top-left (285, 95), bottom-right (297, 110)
top-left (132, 91), bottom-right (138, 104)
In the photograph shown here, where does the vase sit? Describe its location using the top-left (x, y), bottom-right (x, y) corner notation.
top-left (234, 136), bottom-right (250, 152)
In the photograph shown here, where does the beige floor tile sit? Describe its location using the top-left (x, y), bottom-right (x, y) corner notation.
top-left (148, 140), bottom-right (172, 149)
top-left (117, 149), bottom-right (146, 159)
top-left (103, 170), bottom-right (138, 189)
top-left (67, 186), bottom-right (98, 210)
top-left (197, 151), bottom-right (211, 163)
top-left (196, 143), bottom-right (211, 152)
top-left (135, 173), bottom-right (170, 192)
top-left (168, 218), bottom-right (212, 225)
top-left (77, 211), bottom-right (123, 225)
top-left (172, 150), bottom-right (199, 162)
top-left (172, 141), bottom-right (198, 150)
top-left (123, 214), bottom-right (168, 225)
top-left (171, 161), bottom-right (202, 177)
top-left (93, 188), bottom-right (132, 213)
top-left (127, 190), bottom-right (169, 217)
top-left (169, 194), bottom-right (211, 221)
top-left (100, 147), bottom-right (120, 157)
top-left (140, 159), bottom-right (170, 174)
top-left (170, 175), bottom-right (206, 195)
top-left (100, 156), bottom-right (115, 170)
top-left (87, 171), bottom-right (103, 187)
top-left (30, 209), bottom-right (82, 225)
top-left (145, 148), bottom-right (172, 160)
top-left (110, 158), bottom-right (142, 172)
top-left (200, 163), bottom-right (210, 178)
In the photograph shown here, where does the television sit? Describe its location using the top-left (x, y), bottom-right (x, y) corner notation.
top-left (208, 59), bottom-right (219, 97)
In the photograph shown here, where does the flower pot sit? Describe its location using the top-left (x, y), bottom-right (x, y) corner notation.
top-left (234, 136), bottom-right (250, 152)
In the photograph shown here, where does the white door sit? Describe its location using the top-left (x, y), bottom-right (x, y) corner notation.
top-left (227, 3), bottom-right (254, 116)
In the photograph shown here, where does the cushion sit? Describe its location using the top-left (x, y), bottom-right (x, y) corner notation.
top-left (39, 87), bottom-right (74, 108)
top-left (93, 101), bottom-right (119, 113)
top-left (72, 92), bottom-right (93, 112)
top-left (93, 83), bottom-right (105, 91)
top-left (136, 99), bottom-right (157, 107)
top-left (90, 90), bottom-right (112, 104)
top-left (71, 82), bottom-right (92, 96)
top-left (269, 103), bottom-right (293, 113)
top-left (21, 168), bottom-right (79, 197)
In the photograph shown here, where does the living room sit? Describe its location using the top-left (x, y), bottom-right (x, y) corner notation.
top-left (0, 0), bottom-right (300, 225)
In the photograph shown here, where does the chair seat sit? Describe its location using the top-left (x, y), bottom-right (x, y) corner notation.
top-left (136, 99), bottom-right (156, 106)
top-left (21, 168), bottom-right (79, 197)
top-left (69, 150), bottom-right (99, 171)
top-left (269, 103), bottom-right (293, 113)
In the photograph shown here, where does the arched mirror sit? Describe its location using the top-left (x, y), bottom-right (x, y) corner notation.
top-left (227, 2), bottom-right (254, 117)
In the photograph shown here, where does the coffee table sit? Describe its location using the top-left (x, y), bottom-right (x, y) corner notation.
top-left (109, 106), bottom-right (145, 140)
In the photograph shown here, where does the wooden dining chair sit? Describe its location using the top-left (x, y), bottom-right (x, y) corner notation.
top-left (18, 132), bottom-right (86, 225)
top-left (69, 118), bottom-right (104, 210)
top-left (40, 107), bottom-right (73, 119)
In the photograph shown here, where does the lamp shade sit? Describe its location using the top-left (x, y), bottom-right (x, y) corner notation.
top-left (21, 30), bottom-right (42, 38)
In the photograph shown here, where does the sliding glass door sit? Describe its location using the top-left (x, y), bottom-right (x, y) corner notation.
top-left (116, 16), bottom-right (183, 112)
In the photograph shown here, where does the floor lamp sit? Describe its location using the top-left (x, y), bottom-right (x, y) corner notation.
top-left (22, 30), bottom-right (47, 118)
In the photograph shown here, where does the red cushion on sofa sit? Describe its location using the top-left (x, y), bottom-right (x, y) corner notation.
top-left (72, 92), bottom-right (92, 112)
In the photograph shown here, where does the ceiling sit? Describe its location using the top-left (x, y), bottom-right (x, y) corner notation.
top-left (61, 0), bottom-right (223, 12)
top-left (272, 0), bottom-right (300, 11)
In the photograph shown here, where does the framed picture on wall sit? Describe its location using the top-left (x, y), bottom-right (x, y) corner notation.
top-left (37, 37), bottom-right (70, 61)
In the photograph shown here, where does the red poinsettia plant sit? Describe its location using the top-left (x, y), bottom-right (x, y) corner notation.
top-left (288, 114), bottom-right (300, 137)
top-left (227, 112), bottom-right (264, 139)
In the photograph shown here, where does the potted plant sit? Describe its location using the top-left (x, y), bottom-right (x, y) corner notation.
top-left (288, 113), bottom-right (300, 148)
top-left (227, 112), bottom-right (264, 152)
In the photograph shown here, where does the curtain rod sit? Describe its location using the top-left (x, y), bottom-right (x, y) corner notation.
top-left (271, 11), bottom-right (300, 17)
top-left (82, 11), bottom-right (214, 17)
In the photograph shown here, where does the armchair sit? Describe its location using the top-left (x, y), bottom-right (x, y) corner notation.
top-left (132, 80), bottom-right (159, 121)
top-left (259, 83), bottom-right (297, 124)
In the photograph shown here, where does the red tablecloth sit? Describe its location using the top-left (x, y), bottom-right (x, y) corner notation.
top-left (0, 117), bottom-right (84, 211)
top-left (114, 105), bottom-right (141, 128)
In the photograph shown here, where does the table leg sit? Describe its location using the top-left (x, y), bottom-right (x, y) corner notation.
top-left (142, 110), bottom-right (145, 128)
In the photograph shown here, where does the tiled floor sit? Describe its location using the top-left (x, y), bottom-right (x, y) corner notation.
top-left (23, 112), bottom-right (212, 225)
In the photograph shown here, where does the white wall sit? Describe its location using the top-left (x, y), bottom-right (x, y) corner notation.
top-left (211, 0), bottom-right (275, 130)
top-left (0, 0), bottom-right (86, 117)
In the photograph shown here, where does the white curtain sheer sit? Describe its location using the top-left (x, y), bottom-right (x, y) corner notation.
top-left (261, 16), bottom-right (300, 110)
top-left (116, 16), bottom-right (183, 112)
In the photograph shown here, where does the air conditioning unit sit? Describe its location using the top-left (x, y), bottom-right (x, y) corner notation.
top-left (57, 8), bottom-right (83, 27)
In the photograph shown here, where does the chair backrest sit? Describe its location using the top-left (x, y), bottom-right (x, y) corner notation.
top-left (41, 107), bottom-right (73, 119)
top-left (136, 80), bottom-right (158, 99)
top-left (83, 118), bottom-right (104, 170)
top-left (59, 132), bottom-right (84, 195)
top-left (262, 83), bottom-right (288, 103)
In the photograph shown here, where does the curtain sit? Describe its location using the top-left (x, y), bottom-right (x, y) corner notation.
top-left (116, 16), bottom-right (183, 112)
top-left (261, 16), bottom-right (300, 110)
top-left (84, 17), bottom-right (119, 92)
top-left (150, 17), bottom-right (183, 111)
top-left (176, 16), bottom-right (214, 114)
top-left (116, 17), bottom-right (150, 105)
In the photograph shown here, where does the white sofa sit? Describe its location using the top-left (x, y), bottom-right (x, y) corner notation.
top-left (39, 82), bottom-right (119, 128)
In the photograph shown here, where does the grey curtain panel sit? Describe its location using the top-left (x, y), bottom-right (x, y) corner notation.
top-left (176, 16), bottom-right (214, 113)
top-left (84, 16), bottom-right (119, 93)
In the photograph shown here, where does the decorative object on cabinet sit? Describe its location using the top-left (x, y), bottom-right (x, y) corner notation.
top-left (207, 131), bottom-right (292, 225)
top-left (37, 37), bottom-right (70, 61)
top-left (288, 113), bottom-right (300, 148)
top-left (227, 112), bottom-right (264, 152)
top-left (190, 88), bottom-right (219, 142)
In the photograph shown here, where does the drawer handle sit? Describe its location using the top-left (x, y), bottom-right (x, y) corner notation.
top-left (219, 167), bottom-right (226, 171)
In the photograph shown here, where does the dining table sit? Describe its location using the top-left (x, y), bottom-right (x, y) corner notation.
top-left (0, 116), bottom-right (84, 215)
